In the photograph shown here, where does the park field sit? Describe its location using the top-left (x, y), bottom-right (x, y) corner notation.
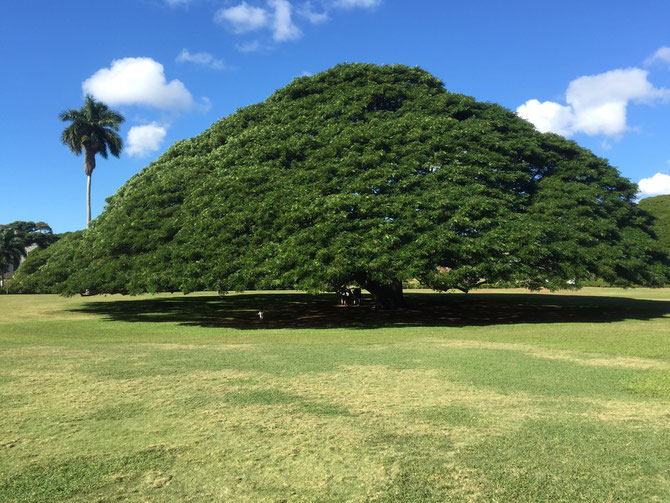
top-left (1, 288), bottom-right (670, 502)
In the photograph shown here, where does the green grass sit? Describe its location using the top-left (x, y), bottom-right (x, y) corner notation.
top-left (1, 288), bottom-right (670, 502)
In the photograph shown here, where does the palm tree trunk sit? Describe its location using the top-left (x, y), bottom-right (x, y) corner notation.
top-left (87, 174), bottom-right (92, 229)
top-left (84, 145), bottom-right (96, 229)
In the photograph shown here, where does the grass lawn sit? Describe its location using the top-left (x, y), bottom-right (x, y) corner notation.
top-left (1, 288), bottom-right (669, 502)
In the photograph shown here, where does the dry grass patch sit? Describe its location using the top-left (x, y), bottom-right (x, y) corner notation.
top-left (433, 339), bottom-right (670, 370)
top-left (585, 397), bottom-right (670, 426)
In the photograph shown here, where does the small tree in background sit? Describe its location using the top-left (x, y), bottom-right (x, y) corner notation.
top-left (0, 229), bottom-right (27, 290)
top-left (11, 231), bottom-right (82, 294)
top-left (0, 229), bottom-right (26, 269)
top-left (60, 95), bottom-right (124, 228)
top-left (0, 221), bottom-right (57, 292)
top-left (0, 221), bottom-right (57, 249)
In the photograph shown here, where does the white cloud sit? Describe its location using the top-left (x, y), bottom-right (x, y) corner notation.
top-left (82, 57), bottom-right (194, 110)
top-left (645, 46), bottom-right (670, 67)
top-left (516, 99), bottom-right (574, 136)
top-left (235, 40), bottom-right (263, 52)
top-left (638, 173), bottom-right (670, 197)
top-left (215, 2), bottom-right (269, 33)
top-left (298, 1), bottom-right (329, 23)
top-left (126, 123), bottom-right (167, 158)
top-left (517, 68), bottom-right (670, 137)
top-left (269, 0), bottom-right (302, 41)
top-left (216, 0), bottom-right (381, 43)
top-left (332, 0), bottom-right (381, 7)
top-left (176, 49), bottom-right (226, 70)
top-left (214, 0), bottom-right (382, 43)
top-left (567, 68), bottom-right (667, 135)
top-left (216, 1), bottom-right (301, 41)
top-left (198, 96), bottom-right (212, 113)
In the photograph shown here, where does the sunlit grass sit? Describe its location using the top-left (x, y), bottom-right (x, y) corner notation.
top-left (1, 289), bottom-right (669, 501)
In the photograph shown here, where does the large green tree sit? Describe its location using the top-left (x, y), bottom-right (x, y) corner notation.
top-left (22, 64), bottom-right (670, 306)
top-left (60, 96), bottom-right (124, 228)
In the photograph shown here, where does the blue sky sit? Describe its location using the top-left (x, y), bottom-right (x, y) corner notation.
top-left (1, 0), bottom-right (669, 233)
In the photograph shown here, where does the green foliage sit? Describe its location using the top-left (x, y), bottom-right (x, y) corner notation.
top-left (22, 63), bottom-right (670, 297)
top-left (639, 194), bottom-right (670, 253)
top-left (11, 232), bottom-right (82, 293)
top-left (0, 230), bottom-right (26, 276)
top-left (0, 222), bottom-right (57, 282)
top-left (60, 95), bottom-right (124, 169)
top-left (0, 221), bottom-right (57, 249)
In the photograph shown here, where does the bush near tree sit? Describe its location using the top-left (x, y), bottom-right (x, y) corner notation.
top-left (15, 64), bottom-right (670, 306)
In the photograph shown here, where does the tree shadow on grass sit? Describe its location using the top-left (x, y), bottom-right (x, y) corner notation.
top-left (68, 291), bottom-right (670, 329)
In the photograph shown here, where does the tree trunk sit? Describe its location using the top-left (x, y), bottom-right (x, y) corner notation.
top-left (84, 145), bottom-right (96, 229)
top-left (86, 174), bottom-right (92, 229)
top-left (361, 278), bottom-right (405, 309)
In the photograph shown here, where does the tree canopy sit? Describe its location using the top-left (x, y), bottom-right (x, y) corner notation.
top-left (0, 221), bottom-right (57, 249)
top-left (19, 64), bottom-right (670, 305)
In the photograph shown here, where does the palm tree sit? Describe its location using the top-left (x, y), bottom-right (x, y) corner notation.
top-left (60, 95), bottom-right (124, 228)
